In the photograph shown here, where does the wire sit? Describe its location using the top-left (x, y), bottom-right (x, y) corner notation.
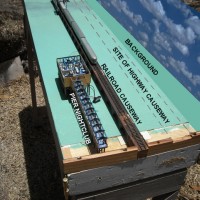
top-left (89, 85), bottom-right (101, 103)
top-left (89, 85), bottom-right (95, 97)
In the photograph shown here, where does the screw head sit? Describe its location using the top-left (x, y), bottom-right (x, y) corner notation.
top-left (63, 177), bottom-right (68, 183)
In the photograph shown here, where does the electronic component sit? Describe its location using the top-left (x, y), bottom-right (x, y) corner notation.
top-left (73, 80), bottom-right (107, 152)
top-left (57, 55), bottom-right (91, 94)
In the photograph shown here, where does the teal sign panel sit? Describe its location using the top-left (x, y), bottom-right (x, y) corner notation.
top-left (66, 0), bottom-right (200, 132)
top-left (82, 0), bottom-right (200, 131)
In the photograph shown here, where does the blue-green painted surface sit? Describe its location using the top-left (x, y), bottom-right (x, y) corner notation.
top-left (24, 0), bottom-right (121, 147)
top-left (85, 0), bottom-right (200, 131)
top-left (24, 0), bottom-right (200, 150)
top-left (67, 0), bottom-right (189, 131)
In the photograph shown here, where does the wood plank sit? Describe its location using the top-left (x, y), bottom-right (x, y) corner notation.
top-left (148, 132), bottom-right (200, 155)
top-left (147, 125), bottom-right (191, 143)
top-left (63, 147), bottom-right (138, 173)
top-left (75, 170), bottom-right (186, 200)
top-left (152, 191), bottom-right (179, 200)
top-left (62, 132), bottom-right (200, 173)
top-left (61, 136), bottom-right (127, 160)
top-left (67, 144), bottom-right (200, 195)
top-left (61, 147), bottom-right (73, 159)
top-left (105, 136), bottom-right (127, 152)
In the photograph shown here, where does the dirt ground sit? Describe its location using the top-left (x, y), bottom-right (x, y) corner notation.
top-left (0, 76), bottom-right (65, 200)
top-left (0, 0), bottom-right (25, 63)
top-left (0, 0), bottom-right (200, 200)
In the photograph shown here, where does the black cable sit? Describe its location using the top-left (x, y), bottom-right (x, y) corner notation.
top-left (89, 85), bottom-right (95, 97)
top-left (88, 85), bottom-right (101, 103)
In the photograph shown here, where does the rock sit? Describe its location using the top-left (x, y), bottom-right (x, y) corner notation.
top-left (21, 60), bottom-right (29, 73)
top-left (0, 56), bottom-right (25, 85)
top-left (0, 0), bottom-right (25, 62)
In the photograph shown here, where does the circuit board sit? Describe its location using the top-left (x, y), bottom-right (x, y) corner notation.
top-left (57, 55), bottom-right (87, 77)
top-left (57, 55), bottom-right (91, 92)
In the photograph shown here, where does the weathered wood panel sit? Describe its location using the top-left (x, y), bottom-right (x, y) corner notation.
top-left (152, 191), bottom-right (179, 200)
top-left (68, 144), bottom-right (200, 195)
top-left (75, 170), bottom-right (186, 200)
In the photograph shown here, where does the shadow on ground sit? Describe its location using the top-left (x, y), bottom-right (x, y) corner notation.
top-left (19, 106), bottom-right (65, 200)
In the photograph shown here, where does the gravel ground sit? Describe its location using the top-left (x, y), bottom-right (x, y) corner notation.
top-left (0, 76), bottom-right (64, 200)
top-left (179, 164), bottom-right (200, 200)
top-left (0, 0), bottom-right (200, 199)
